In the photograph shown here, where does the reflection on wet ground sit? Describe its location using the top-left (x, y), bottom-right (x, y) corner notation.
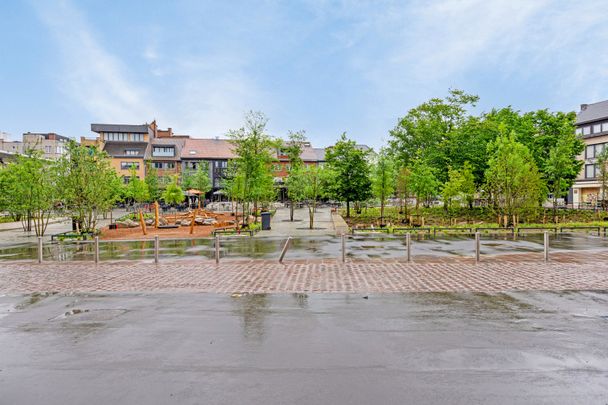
top-left (1, 291), bottom-right (607, 404)
top-left (1, 232), bottom-right (608, 262)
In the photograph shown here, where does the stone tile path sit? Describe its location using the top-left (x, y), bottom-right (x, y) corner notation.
top-left (1, 251), bottom-right (607, 294)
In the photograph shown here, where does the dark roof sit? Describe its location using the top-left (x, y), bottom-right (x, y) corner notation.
top-left (102, 142), bottom-right (148, 157)
top-left (91, 123), bottom-right (149, 133)
top-left (146, 137), bottom-right (187, 161)
top-left (576, 100), bottom-right (608, 125)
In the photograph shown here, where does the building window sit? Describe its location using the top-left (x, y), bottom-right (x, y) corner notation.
top-left (585, 164), bottom-right (598, 179)
top-left (594, 124), bottom-right (602, 134)
top-left (121, 162), bottom-right (140, 170)
top-left (132, 134), bottom-right (143, 142)
top-left (125, 150), bottom-right (138, 156)
top-left (586, 145), bottom-right (595, 159)
top-left (153, 162), bottom-right (163, 169)
top-left (44, 145), bottom-right (52, 153)
top-left (166, 162), bottom-right (175, 169)
top-left (583, 126), bottom-right (591, 136)
top-left (152, 147), bottom-right (175, 157)
top-left (576, 128), bottom-right (583, 135)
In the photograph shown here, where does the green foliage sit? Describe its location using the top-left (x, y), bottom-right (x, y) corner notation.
top-left (57, 141), bottom-right (122, 232)
top-left (596, 147), bottom-right (608, 210)
top-left (441, 162), bottom-right (476, 211)
top-left (227, 111), bottom-right (278, 222)
top-left (325, 132), bottom-right (372, 217)
top-left (0, 151), bottom-right (59, 236)
top-left (183, 163), bottom-right (212, 199)
top-left (371, 149), bottom-right (395, 223)
top-left (161, 176), bottom-right (184, 206)
top-left (409, 159), bottom-right (439, 209)
top-left (545, 135), bottom-right (584, 214)
top-left (485, 132), bottom-right (545, 224)
top-left (124, 166), bottom-right (149, 204)
top-left (145, 164), bottom-right (161, 202)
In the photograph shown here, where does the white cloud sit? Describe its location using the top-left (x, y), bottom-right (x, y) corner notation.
top-left (32, 0), bottom-right (157, 124)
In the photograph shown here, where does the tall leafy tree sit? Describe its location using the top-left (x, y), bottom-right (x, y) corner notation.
top-left (545, 136), bottom-right (584, 215)
top-left (145, 163), bottom-right (161, 202)
top-left (325, 133), bottom-right (372, 217)
top-left (395, 166), bottom-right (412, 219)
top-left (227, 111), bottom-right (277, 223)
top-left (162, 176), bottom-right (184, 206)
top-left (409, 160), bottom-right (439, 209)
top-left (485, 132), bottom-right (545, 226)
top-left (124, 166), bottom-right (149, 207)
top-left (283, 130), bottom-right (306, 221)
top-left (371, 149), bottom-right (395, 225)
top-left (57, 141), bottom-right (122, 233)
top-left (0, 151), bottom-right (59, 236)
top-left (301, 165), bottom-right (328, 229)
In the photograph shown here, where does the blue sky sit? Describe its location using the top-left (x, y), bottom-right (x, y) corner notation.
top-left (1, 0), bottom-right (607, 149)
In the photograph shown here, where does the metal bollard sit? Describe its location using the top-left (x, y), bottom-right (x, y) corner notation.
top-left (543, 231), bottom-right (549, 262)
top-left (94, 236), bottom-right (100, 264)
top-left (154, 235), bottom-right (159, 264)
top-left (406, 233), bottom-right (411, 263)
top-left (279, 236), bottom-right (292, 263)
top-left (215, 235), bottom-right (220, 264)
top-left (341, 233), bottom-right (346, 263)
top-left (37, 236), bottom-right (43, 264)
top-left (475, 232), bottom-right (480, 263)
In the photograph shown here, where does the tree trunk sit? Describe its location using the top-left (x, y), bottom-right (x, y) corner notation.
top-left (346, 201), bottom-right (350, 218)
top-left (290, 200), bottom-right (294, 221)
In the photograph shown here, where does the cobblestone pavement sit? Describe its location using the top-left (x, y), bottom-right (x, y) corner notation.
top-left (1, 250), bottom-right (607, 293)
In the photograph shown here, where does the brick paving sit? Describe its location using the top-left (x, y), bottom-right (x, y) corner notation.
top-left (1, 250), bottom-right (607, 294)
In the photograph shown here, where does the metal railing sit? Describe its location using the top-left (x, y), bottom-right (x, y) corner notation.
top-left (31, 229), bottom-right (586, 265)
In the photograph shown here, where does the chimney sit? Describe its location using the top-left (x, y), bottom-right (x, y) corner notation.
top-left (581, 104), bottom-right (588, 111)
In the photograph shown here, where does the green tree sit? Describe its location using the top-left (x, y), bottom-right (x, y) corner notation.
top-left (325, 133), bottom-right (372, 217)
top-left (441, 167), bottom-right (464, 212)
top-left (301, 165), bottom-right (328, 229)
top-left (409, 160), bottom-right (439, 209)
top-left (57, 141), bottom-right (122, 233)
top-left (283, 130), bottom-right (306, 221)
top-left (145, 163), bottom-right (161, 202)
top-left (371, 149), bottom-right (395, 225)
top-left (162, 176), bottom-right (184, 206)
top-left (485, 132), bottom-right (544, 226)
top-left (395, 166), bottom-right (412, 219)
top-left (389, 89), bottom-right (479, 183)
top-left (124, 166), bottom-right (149, 207)
top-left (596, 148), bottom-right (608, 211)
top-left (228, 111), bottom-right (278, 224)
top-left (544, 136), bottom-right (584, 215)
top-left (183, 163), bottom-right (212, 208)
top-left (0, 151), bottom-right (59, 236)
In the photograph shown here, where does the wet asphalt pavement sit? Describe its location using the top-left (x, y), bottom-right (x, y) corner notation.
top-left (1, 292), bottom-right (607, 404)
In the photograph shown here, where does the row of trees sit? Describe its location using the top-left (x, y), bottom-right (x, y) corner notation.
top-left (0, 141), bottom-right (213, 236)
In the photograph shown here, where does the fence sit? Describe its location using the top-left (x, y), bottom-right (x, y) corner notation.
top-left (26, 228), bottom-right (608, 265)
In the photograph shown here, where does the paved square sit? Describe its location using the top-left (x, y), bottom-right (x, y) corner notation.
top-left (1, 250), bottom-right (607, 293)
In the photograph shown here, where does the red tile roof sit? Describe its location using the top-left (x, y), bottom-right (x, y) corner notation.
top-left (181, 138), bottom-right (236, 159)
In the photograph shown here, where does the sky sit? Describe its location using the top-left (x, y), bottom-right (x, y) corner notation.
top-left (1, 0), bottom-right (607, 149)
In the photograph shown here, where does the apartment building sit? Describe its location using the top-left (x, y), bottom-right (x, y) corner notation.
top-left (181, 138), bottom-right (236, 192)
top-left (90, 123), bottom-right (152, 182)
top-left (571, 100), bottom-right (608, 207)
top-left (22, 132), bottom-right (70, 159)
top-left (0, 132), bottom-right (23, 155)
top-left (146, 127), bottom-right (189, 183)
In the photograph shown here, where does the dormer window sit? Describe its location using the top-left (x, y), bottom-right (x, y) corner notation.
top-left (152, 146), bottom-right (175, 157)
top-left (189, 150), bottom-right (196, 155)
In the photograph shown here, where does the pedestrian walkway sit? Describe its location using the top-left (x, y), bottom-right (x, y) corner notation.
top-left (1, 251), bottom-right (607, 293)
top-left (258, 206), bottom-right (335, 237)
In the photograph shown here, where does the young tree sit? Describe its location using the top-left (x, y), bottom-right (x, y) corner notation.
top-left (409, 160), bottom-right (439, 209)
top-left (485, 132), bottom-right (544, 226)
top-left (57, 141), bottom-right (122, 233)
top-left (325, 133), bottom-right (372, 217)
top-left (124, 166), bottom-right (149, 208)
top-left (460, 161), bottom-right (476, 209)
top-left (371, 149), bottom-right (395, 225)
top-left (283, 130), bottom-right (306, 221)
top-left (395, 166), bottom-right (412, 220)
top-left (441, 167), bottom-right (464, 212)
top-left (162, 176), bottom-right (184, 206)
top-left (302, 165), bottom-right (327, 229)
top-left (1, 152), bottom-right (59, 236)
top-left (227, 111), bottom-right (278, 224)
top-left (596, 148), bottom-right (608, 211)
top-left (145, 164), bottom-right (161, 202)
top-left (183, 163), bottom-right (212, 208)
top-left (545, 136), bottom-right (584, 216)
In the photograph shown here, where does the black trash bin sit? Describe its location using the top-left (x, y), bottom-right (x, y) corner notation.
top-left (261, 211), bottom-right (271, 230)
